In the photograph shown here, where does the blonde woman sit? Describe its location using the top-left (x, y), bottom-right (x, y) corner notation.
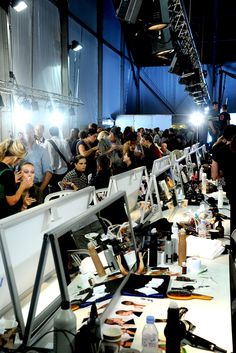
top-left (0, 139), bottom-right (33, 219)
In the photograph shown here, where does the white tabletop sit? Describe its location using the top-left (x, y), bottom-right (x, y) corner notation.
top-left (101, 255), bottom-right (233, 353)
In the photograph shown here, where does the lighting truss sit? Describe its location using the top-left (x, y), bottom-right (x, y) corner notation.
top-left (168, 0), bottom-right (210, 104)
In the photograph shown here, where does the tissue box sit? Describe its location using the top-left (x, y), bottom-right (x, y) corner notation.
top-left (0, 319), bottom-right (18, 349)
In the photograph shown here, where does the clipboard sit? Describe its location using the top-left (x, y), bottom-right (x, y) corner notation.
top-left (121, 273), bottom-right (170, 298)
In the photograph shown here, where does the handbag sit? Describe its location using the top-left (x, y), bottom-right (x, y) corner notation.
top-left (48, 140), bottom-right (73, 171)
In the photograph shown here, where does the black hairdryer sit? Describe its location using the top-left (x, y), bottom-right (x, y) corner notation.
top-left (182, 331), bottom-right (227, 353)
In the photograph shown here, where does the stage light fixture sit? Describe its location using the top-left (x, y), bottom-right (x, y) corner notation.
top-left (151, 28), bottom-right (174, 57)
top-left (12, 0), bottom-right (27, 12)
top-left (147, 0), bottom-right (170, 31)
top-left (168, 54), bottom-right (183, 75)
top-left (185, 84), bottom-right (202, 93)
top-left (181, 67), bottom-right (196, 78)
top-left (31, 99), bottom-right (39, 111)
top-left (69, 40), bottom-right (83, 52)
top-left (116, 0), bottom-right (143, 24)
top-left (69, 106), bottom-right (75, 116)
top-left (21, 97), bottom-right (31, 110)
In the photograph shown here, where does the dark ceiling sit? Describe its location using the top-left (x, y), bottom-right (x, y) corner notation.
top-left (113, 0), bottom-right (236, 67)
top-left (184, 0), bottom-right (236, 65)
top-left (113, 0), bottom-right (175, 67)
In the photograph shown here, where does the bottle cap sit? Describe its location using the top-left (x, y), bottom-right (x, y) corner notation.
top-left (61, 300), bottom-right (70, 310)
top-left (179, 228), bottom-right (186, 234)
top-left (146, 315), bottom-right (155, 324)
top-left (150, 228), bottom-right (157, 234)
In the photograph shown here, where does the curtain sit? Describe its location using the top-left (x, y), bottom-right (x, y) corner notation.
top-left (10, 0), bottom-right (61, 94)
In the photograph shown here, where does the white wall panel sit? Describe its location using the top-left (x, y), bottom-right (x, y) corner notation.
top-left (116, 114), bottom-right (172, 131)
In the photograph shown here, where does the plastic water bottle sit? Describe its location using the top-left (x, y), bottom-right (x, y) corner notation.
top-left (217, 185), bottom-right (223, 209)
top-left (142, 315), bottom-right (159, 353)
top-left (198, 219), bottom-right (207, 238)
top-left (199, 166), bottom-right (203, 181)
top-left (53, 301), bottom-right (77, 353)
top-left (201, 173), bottom-right (207, 194)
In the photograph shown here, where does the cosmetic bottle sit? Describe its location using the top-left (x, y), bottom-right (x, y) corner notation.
top-left (178, 228), bottom-right (187, 266)
top-left (201, 173), bottom-right (207, 194)
top-left (88, 241), bottom-right (106, 277)
top-left (148, 228), bottom-right (158, 267)
top-left (165, 232), bottom-right (173, 264)
top-left (164, 302), bottom-right (186, 353)
top-left (87, 302), bottom-right (101, 352)
top-left (171, 222), bottom-right (179, 261)
top-left (198, 219), bottom-right (207, 238)
top-left (216, 219), bottom-right (224, 238)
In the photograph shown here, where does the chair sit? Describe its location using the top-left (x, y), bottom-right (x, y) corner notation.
top-left (44, 190), bottom-right (75, 202)
top-left (67, 249), bottom-right (90, 267)
top-left (58, 181), bottom-right (64, 191)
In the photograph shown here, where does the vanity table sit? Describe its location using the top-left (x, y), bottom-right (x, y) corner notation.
top-left (100, 254), bottom-right (233, 353)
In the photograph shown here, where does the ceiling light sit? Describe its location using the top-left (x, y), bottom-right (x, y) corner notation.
top-left (12, 1), bottom-right (27, 12)
top-left (69, 40), bottom-right (83, 52)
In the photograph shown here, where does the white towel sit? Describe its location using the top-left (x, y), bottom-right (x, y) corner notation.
top-left (186, 235), bottom-right (225, 259)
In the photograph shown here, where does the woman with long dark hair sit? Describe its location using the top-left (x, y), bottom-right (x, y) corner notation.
top-left (61, 155), bottom-right (88, 191)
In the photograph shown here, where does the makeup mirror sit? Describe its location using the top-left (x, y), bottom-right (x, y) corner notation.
top-left (22, 191), bottom-right (138, 346)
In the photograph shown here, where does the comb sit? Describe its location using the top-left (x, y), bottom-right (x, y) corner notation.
top-left (167, 289), bottom-right (213, 300)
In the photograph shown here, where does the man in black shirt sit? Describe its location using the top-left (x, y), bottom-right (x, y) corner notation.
top-left (219, 104), bottom-right (231, 136)
top-left (211, 125), bottom-right (236, 233)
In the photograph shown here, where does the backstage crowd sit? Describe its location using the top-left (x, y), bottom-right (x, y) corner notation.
top-left (0, 123), bottom-right (196, 219)
top-left (1, 118), bottom-right (236, 233)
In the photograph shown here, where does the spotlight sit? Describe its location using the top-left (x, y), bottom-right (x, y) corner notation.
top-left (69, 106), bottom-right (75, 116)
top-left (189, 112), bottom-right (204, 126)
top-left (50, 110), bottom-right (63, 126)
top-left (69, 40), bottom-right (83, 52)
top-left (31, 99), bottom-right (39, 111)
top-left (21, 97), bottom-right (31, 110)
top-left (181, 67), bottom-right (196, 78)
top-left (0, 94), bottom-right (4, 108)
top-left (185, 84), bottom-right (202, 93)
top-left (151, 28), bottom-right (174, 57)
top-left (12, 1), bottom-right (27, 12)
top-left (143, 0), bottom-right (170, 31)
top-left (46, 101), bottom-right (53, 113)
